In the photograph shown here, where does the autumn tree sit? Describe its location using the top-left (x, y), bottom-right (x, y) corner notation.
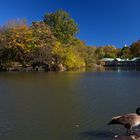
top-left (130, 40), bottom-right (140, 57)
top-left (0, 11), bottom-right (107, 71)
top-left (84, 46), bottom-right (97, 66)
top-left (2, 19), bottom-right (27, 30)
top-left (95, 47), bottom-right (105, 59)
top-left (30, 21), bottom-right (56, 66)
top-left (0, 25), bottom-right (35, 66)
top-left (51, 41), bottom-right (85, 69)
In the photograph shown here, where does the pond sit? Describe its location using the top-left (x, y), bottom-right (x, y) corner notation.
top-left (0, 70), bottom-right (140, 140)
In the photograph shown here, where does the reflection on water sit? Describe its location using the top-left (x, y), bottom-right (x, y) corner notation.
top-left (104, 66), bottom-right (140, 72)
top-left (79, 130), bottom-right (140, 140)
top-left (0, 71), bottom-right (140, 140)
top-left (112, 131), bottom-right (140, 140)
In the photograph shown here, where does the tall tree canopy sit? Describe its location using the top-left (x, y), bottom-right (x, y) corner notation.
top-left (44, 9), bottom-right (78, 43)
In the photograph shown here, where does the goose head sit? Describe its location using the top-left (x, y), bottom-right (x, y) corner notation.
top-left (136, 107), bottom-right (140, 115)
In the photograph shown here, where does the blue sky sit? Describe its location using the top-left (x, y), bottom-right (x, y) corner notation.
top-left (0, 0), bottom-right (140, 48)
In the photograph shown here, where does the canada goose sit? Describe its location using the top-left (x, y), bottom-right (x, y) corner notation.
top-left (108, 108), bottom-right (140, 134)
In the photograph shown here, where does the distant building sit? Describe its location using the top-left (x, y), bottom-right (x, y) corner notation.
top-left (100, 58), bottom-right (114, 66)
top-left (131, 57), bottom-right (140, 66)
top-left (100, 57), bottom-right (140, 67)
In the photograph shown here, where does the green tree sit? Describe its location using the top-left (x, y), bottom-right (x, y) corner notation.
top-left (120, 45), bottom-right (131, 59)
top-left (95, 47), bottom-right (105, 59)
top-left (103, 46), bottom-right (117, 58)
top-left (95, 46), bottom-right (118, 59)
top-left (44, 9), bottom-right (78, 43)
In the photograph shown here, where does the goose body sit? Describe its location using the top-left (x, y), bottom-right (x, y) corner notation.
top-left (108, 108), bottom-right (140, 133)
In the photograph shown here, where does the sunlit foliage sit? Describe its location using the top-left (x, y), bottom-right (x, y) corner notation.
top-left (0, 25), bottom-right (35, 65)
top-left (0, 10), bottom-right (139, 71)
top-left (130, 40), bottom-right (140, 57)
top-left (44, 9), bottom-right (78, 44)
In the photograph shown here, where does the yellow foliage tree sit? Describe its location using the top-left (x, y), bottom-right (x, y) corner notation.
top-left (3, 25), bottom-right (35, 65)
top-left (52, 42), bottom-right (85, 69)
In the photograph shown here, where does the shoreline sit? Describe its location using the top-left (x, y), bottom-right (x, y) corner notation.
top-left (1, 65), bottom-right (140, 72)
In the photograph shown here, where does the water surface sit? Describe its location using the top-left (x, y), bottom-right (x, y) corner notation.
top-left (0, 71), bottom-right (140, 140)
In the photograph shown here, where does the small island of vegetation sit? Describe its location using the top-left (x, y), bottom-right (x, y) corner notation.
top-left (0, 9), bottom-right (140, 71)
